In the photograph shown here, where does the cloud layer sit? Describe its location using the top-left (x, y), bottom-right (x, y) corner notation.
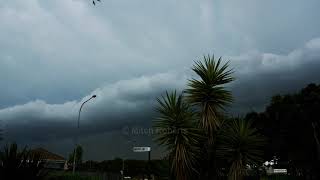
top-left (2, 38), bottom-right (320, 152)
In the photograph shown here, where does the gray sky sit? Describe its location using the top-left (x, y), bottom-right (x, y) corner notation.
top-left (1, 0), bottom-right (320, 160)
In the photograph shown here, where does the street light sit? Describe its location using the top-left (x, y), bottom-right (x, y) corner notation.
top-left (73, 95), bottom-right (96, 174)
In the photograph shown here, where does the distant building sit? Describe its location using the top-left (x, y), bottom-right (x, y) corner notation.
top-left (31, 148), bottom-right (67, 170)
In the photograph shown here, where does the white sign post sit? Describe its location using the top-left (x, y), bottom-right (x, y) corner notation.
top-left (273, 169), bottom-right (287, 174)
top-left (133, 147), bottom-right (151, 152)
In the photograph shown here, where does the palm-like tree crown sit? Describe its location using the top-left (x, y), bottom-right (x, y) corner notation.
top-left (186, 55), bottom-right (234, 139)
top-left (154, 91), bottom-right (202, 180)
top-left (217, 118), bottom-right (266, 180)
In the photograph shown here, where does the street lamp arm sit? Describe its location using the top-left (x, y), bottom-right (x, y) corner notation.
top-left (73, 94), bottom-right (96, 174)
top-left (77, 95), bottom-right (96, 128)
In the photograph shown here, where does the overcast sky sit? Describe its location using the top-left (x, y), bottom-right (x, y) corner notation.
top-left (1, 0), bottom-right (320, 160)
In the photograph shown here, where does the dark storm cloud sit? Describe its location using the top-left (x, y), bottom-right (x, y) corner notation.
top-left (1, 38), bottom-right (320, 147)
top-left (230, 38), bottom-right (320, 113)
top-left (0, 72), bottom-right (188, 143)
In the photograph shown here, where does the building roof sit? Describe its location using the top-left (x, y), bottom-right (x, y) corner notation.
top-left (31, 148), bottom-right (65, 161)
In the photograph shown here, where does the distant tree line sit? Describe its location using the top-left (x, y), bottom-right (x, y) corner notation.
top-left (245, 83), bottom-right (320, 177)
top-left (78, 158), bottom-right (170, 179)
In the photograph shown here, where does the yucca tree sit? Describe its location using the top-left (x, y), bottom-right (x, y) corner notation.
top-left (185, 55), bottom-right (234, 141)
top-left (216, 118), bottom-right (266, 180)
top-left (154, 91), bottom-right (203, 180)
top-left (0, 143), bottom-right (26, 170)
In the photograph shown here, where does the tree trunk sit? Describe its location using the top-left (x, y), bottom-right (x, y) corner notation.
top-left (311, 122), bottom-right (320, 160)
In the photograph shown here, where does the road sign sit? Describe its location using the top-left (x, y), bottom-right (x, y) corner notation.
top-left (273, 169), bottom-right (287, 174)
top-left (133, 147), bottom-right (151, 152)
